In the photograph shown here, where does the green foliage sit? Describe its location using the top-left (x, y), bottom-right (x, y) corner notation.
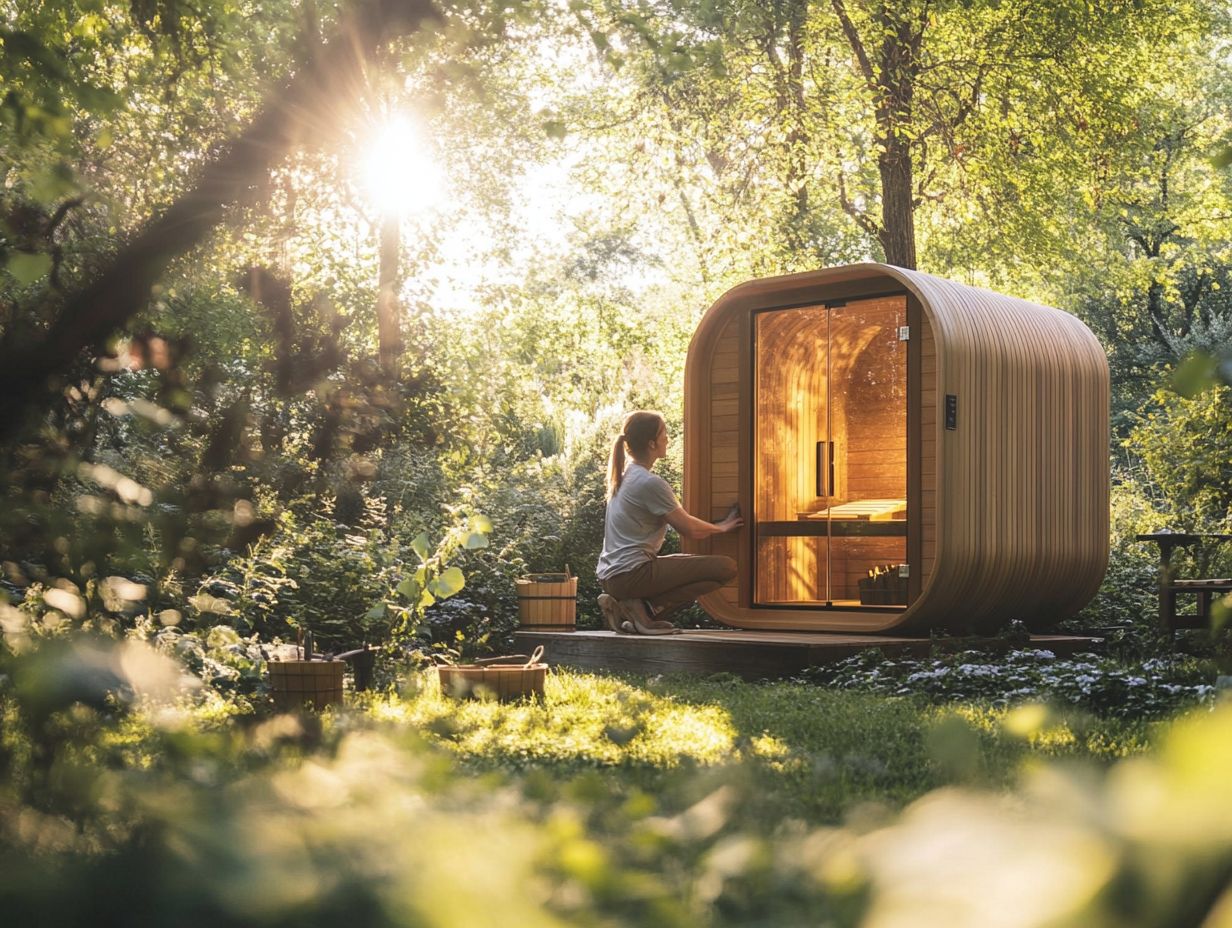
top-left (270, 498), bottom-right (402, 646)
top-left (184, 492), bottom-right (490, 651)
top-left (188, 532), bottom-right (301, 636)
top-left (1124, 384), bottom-right (1232, 532)
top-left (800, 648), bottom-right (1217, 720)
top-left (1062, 384), bottom-right (1232, 646)
top-left (152, 623), bottom-right (268, 699)
top-left (374, 511), bottom-right (494, 641)
top-left (5, 637), bottom-right (1229, 927)
top-left (1172, 348), bottom-right (1232, 396)
top-left (1067, 477), bottom-right (1169, 640)
top-left (4, 0), bottom-right (1232, 920)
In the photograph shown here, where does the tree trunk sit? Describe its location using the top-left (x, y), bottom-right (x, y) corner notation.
top-left (877, 133), bottom-right (917, 269)
top-left (376, 213), bottom-right (401, 373)
top-left (873, 4), bottom-right (921, 271)
top-left (781, 1), bottom-right (811, 258)
top-left (831, 0), bottom-right (922, 269)
top-left (1146, 278), bottom-right (1170, 348)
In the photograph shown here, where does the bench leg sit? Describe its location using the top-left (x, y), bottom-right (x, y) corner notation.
top-left (1198, 591), bottom-right (1212, 623)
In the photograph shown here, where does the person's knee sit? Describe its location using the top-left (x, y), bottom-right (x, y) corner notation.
top-left (716, 556), bottom-right (737, 583)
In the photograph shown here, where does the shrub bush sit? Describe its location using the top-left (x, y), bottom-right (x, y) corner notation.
top-left (800, 647), bottom-right (1217, 718)
top-left (1125, 384), bottom-right (1232, 534)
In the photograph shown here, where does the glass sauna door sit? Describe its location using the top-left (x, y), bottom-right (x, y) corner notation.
top-left (753, 296), bottom-right (908, 607)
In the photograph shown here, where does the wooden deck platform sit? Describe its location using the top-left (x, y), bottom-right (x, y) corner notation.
top-left (513, 629), bottom-right (1102, 680)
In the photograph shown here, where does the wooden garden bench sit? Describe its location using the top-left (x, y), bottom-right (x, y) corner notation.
top-left (1137, 532), bottom-right (1232, 630)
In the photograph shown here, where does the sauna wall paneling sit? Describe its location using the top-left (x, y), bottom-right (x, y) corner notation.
top-left (919, 311), bottom-right (937, 587)
top-left (899, 271), bottom-right (1108, 632)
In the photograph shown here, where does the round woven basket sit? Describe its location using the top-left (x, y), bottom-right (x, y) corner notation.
top-left (516, 574), bottom-right (577, 631)
top-left (269, 659), bottom-right (345, 711)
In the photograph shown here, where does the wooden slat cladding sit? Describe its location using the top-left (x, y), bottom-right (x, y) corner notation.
top-left (920, 314), bottom-right (937, 586)
top-left (710, 320), bottom-right (741, 522)
top-left (683, 263), bottom-right (1109, 634)
top-left (918, 272), bottom-right (1109, 632)
top-left (681, 314), bottom-right (742, 603)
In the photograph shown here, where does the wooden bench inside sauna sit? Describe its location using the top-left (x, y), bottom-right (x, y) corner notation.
top-left (682, 263), bottom-right (1110, 634)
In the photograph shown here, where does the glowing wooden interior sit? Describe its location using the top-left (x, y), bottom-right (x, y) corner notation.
top-left (753, 297), bottom-right (908, 606)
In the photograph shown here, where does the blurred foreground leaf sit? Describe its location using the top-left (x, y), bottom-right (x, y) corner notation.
top-left (1172, 351), bottom-right (1220, 397)
top-left (5, 252), bottom-right (52, 285)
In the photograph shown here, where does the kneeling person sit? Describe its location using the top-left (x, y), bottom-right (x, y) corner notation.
top-left (596, 410), bottom-right (741, 635)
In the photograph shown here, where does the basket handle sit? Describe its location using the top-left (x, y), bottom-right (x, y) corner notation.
top-left (472, 653), bottom-right (530, 666)
top-left (460, 647), bottom-right (546, 668)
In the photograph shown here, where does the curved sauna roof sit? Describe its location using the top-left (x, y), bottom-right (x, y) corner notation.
top-left (682, 263), bottom-right (1110, 633)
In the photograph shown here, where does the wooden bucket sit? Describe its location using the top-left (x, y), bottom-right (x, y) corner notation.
top-left (516, 573), bottom-right (577, 631)
top-left (436, 647), bottom-right (547, 701)
top-left (269, 659), bottom-right (345, 711)
top-left (858, 565), bottom-right (909, 606)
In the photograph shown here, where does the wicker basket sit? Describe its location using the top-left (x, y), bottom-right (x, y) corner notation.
top-left (436, 647), bottom-right (547, 701)
top-left (516, 573), bottom-right (577, 631)
top-left (269, 659), bottom-right (345, 711)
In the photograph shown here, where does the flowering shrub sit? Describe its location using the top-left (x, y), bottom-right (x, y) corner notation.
top-left (799, 648), bottom-right (1217, 718)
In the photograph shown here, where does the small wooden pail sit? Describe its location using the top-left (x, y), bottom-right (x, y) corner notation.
top-left (858, 564), bottom-right (910, 606)
top-left (516, 573), bottom-right (577, 631)
top-left (436, 646), bottom-right (547, 701)
top-left (269, 659), bottom-right (345, 711)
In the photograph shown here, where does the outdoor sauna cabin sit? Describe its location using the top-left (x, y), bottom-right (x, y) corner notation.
top-left (682, 263), bottom-right (1109, 634)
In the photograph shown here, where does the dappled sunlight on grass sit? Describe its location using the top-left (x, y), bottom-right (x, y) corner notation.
top-left (4, 641), bottom-right (1228, 926)
top-left (359, 671), bottom-right (1164, 827)
top-left (940, 702), bottom-right (1158, 760)
top-left (370, 670), bottom-right (738, 767)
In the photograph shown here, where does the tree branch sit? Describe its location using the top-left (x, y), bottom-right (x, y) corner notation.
top-left (45, 196), bottom-right (86, 238)
top-left (0, 0), bottom-right (441, 441)
top-left (45, 196), bottom-right (86, 293)
top-left (829, 0), bottom-right (874, 88)
top-left (837, 170), bottom-right (881, 239)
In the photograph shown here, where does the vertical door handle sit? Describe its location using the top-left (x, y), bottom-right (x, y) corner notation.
top-left (816, 441), bottom-right (833, 497)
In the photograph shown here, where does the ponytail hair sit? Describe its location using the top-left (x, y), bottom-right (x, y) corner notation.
top-left (606, 411), bottom-right (665, 500)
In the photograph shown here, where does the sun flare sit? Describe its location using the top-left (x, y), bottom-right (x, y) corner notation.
top-left (360, 117), bottom-right (445, 216)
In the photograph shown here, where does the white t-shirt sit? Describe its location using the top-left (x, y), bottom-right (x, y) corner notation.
top-left (596, 463), bottom-right (680, 580)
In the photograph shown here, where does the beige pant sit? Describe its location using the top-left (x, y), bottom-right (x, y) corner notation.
top-left (600, 554), bottom-right (737, 618)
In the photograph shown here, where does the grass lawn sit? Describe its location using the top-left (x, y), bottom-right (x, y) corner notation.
top-left (368, 668), bottom-right (1161, 826)
top-left (8, 660), bottom-right (1223, 927)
